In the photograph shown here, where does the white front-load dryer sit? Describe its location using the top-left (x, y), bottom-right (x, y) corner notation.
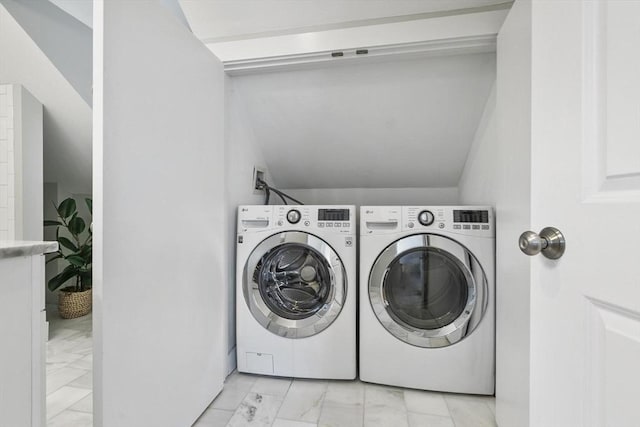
top-left (359, 206), bottom-right (495, 394)
top-left (236, 205), bottom-right (356, 379)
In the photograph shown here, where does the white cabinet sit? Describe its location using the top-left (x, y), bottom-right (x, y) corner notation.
top-left (0, 242), bottom-right (57, 427)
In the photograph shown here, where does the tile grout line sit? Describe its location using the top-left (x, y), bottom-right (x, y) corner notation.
top-left (443, 395), bottom-right (460, 427)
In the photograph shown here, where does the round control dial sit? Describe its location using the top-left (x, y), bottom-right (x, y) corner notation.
top-left (418, 210), bottom-right (435, 226)
top-left (286, 209), bottom-right (301, 224)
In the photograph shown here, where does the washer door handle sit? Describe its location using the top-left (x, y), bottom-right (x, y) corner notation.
top-left (519, 227), bottom-right (565, 259)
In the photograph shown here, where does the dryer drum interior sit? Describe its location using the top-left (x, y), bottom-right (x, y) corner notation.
top-left (369, 234), bottom-right (488, 348)
top-left (244, 231), bottom-right (346, 339)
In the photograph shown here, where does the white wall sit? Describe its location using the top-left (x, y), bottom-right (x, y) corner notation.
top-left (43, 182), bottom-right (57, 307)
top-left (277, 187), bottom-right (459, 206)
top-left (0, 84), bottom-right (15, 240)
top-left (224, 75), bottom-right (272, 373)
top-left (0, 84), bottom-right (43, 241)
top-left (459, 2), bottom-right (533, 425)
top-left (458, 83), bottom-right (496, 204)
top-left (17, 86), bottom-right (44, 241)
top-left (94, 1), bottom-right (226, 426)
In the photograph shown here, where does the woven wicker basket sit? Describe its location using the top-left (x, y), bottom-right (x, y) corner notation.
top-left (58, 288), bottom-right (92, 319)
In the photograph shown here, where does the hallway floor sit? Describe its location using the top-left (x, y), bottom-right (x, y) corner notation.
top-left (193, 371), bottom-right (496, 427)
top-left (46, 309), bottom-right (93, 427)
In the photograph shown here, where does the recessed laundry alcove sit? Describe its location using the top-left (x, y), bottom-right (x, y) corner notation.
top-left (227, 51), bottom-right (496, 205)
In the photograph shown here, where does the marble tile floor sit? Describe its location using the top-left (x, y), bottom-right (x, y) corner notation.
top-left (43, 311), bottom-right (496, 427)
top-left (193, 371), bottom-right (496, 427)
top-left (46, 308), bottom-right (93, 427)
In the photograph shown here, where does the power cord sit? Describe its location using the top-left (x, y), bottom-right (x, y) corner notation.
top-left (256, 178), bottom-right (304, 205)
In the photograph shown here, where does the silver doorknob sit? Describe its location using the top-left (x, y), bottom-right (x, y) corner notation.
top-left (519, 227), bottom-right (565, 259)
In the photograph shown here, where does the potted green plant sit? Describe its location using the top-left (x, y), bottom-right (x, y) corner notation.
top-left (44, 197), bottom-right (92, 319)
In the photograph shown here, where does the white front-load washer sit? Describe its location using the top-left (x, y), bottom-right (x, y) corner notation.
top-left (359, 206), bottom-right (495, 394)
top-left (236, 205), bottom-right (356, 379)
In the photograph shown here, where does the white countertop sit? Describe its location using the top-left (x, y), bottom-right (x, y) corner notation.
top-left (0, 241), bottom-right (59, 259)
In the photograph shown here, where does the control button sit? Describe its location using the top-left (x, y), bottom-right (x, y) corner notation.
top-left (482, 225), bottom-right (490, 230)
top-left (453, 224), bottom-right (461, 230)
top-left (418, 210), bottom-right (435, 226)
top-left (345, 237), bottom-right (353, 247)
top-left (277, 220), bottom-right (283, 226)
top-left (326, 223), bottom-right (333, 227)
top-left (335, 222), bottom-right (341, 227)
top-left (408, 222), bottom-right (414, 228)
top-left (286, 209), bottom-right (301, 224)
top-left (463, 225), bottom-right (471, 230)
top-left (344, 222), bottom-right (350, 227)
top-left (318, 223), bottom-right (325, 228)
top-left (472, 225), bottom-right (480, 230)
top-left (304, 220), bottom-right (310, 226)
top-left (438, 223), bottom-right (445, 229)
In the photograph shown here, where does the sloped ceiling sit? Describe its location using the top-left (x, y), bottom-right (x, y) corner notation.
top-left (46, 0), bottom-right (92, 29)
top-left (2, 0), bottom-right (92, 105)
top-left (0, 2), bottom-right (92, 194)
top-left (180, 0), bottom-right (510, 42)
top-left (231, 52), bottom-right (496, 189)
top-left (182, 0), bottom-right (502, 190)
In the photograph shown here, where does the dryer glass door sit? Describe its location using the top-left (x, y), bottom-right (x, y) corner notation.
top-left (244, 231), bottom-right (346, 338)
top-left (384, 247), bottom-right (469, 330)
top-left (369, 234), bottom-right (488, 348)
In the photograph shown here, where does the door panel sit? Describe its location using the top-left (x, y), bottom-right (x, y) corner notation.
top-left (583, 0), bottom-right (640, 198)
top-left (585, 299), bottom-right (640, 426)
top-left (530, 1), bottom-right (640, 426)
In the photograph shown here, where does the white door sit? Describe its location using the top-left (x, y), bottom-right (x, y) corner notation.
top-left (528, 1), bottom-right (640, 425)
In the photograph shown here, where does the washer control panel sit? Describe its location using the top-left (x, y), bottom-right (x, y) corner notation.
top-left (238, 205), bottom-right (355, 234)
top-left (286, 209), bottom-right (301, 224)
top-left (417, 210), bottom-right (435, 226)
top-left (276, 206), bottom-right (354, 234)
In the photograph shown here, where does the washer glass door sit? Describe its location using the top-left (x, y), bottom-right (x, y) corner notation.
top-left (244, 231), bottom-right (346, 338)
top-left (369, 234), bottom-right (487, 348)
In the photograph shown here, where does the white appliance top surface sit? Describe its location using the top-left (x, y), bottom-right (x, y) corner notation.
top-left (361, 205), bottom-right (494, 236)
top-left (238, 205), bottom-right (355, 235)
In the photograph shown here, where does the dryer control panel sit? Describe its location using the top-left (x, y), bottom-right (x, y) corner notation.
top-left (404, 206), bottom-right (494, 236)
top-left (361, 206), bottom-right (494, 237)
